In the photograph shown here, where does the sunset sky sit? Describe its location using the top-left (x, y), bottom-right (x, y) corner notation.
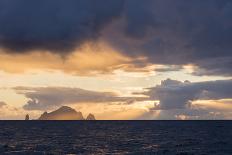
top-left (0, 0), bottom-right (232, 120)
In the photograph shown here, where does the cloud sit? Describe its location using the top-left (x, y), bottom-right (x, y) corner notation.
top-left (157, 108), bottom-right (230, 120)
top-left (14, 87), bottom-right (145, 110)
top-left (191, 57), bottom-right (232, 76)
top-left (135, 105), bottom-right (231, 120)
top-left (104, 0), bottom-right (232, 76)
top-left (0, 0), bottom-right (124, 53)
top-left (142, 79), bottom-right (232, 110)
top-left (0, 42), bottom-right (139, 75)
top-left (0, 0), bottom-right (232, 76)
top-left (136, 101), bottom-right (232, 120)
top-left (0, 101), bottom-right (6, 107)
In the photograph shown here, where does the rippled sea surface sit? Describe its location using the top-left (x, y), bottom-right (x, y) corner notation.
top-left (0, 121), bottom-right (231, 155)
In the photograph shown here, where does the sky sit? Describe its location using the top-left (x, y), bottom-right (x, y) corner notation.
top-left (0, 0), bottom-right (232, 120)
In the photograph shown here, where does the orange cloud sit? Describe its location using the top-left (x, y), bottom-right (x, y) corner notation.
top-left (0, 41), bottom-right (150, 76)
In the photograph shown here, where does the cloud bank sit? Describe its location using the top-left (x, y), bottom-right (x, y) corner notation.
top-left (0, 0), bottom-right (124, 53)
top-left (15, 87), bottom-right (145, 110)
top-left (0, 0), bottom-right (231, 76)
top-left (142, 79), bottom-right (232, 110)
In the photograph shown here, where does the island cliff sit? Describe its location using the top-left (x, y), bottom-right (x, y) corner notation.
top-left (38, 106), bottom-right (84, 120)
top-left (86, 113), bottom-right (96, 120)
top-left (38, 106), bottom-right (96, 120)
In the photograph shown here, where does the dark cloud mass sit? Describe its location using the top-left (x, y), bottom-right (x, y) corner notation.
top-left (143, 79), bottom-right (232, 110)
top-left (0, 0), bottom-right (232, 75)
top-left (14, 87), bottom-right (144, 110)
top-left (0, 0), bottom-right (124, 53)
top-left (108, 0), bottom-right (232, 76)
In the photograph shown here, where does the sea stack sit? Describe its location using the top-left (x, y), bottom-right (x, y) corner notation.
top-left (86, 113), bottom-right (96, 120)
top-left (25, 114), bottom-right (29, 120)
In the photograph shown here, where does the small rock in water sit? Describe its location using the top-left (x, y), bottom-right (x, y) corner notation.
top-left (25, 114), bottom-right (30, 120)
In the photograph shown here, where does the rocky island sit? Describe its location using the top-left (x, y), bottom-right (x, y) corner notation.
top-left (86, 113), bottom-right (96, 120)
top-left (37, 106), bottom-right (96, 120)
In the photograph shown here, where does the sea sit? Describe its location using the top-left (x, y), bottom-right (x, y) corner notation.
top-left (0, 121), bottom-right (231, 155)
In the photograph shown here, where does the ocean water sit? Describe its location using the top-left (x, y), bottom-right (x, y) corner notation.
top-left (0, 121), bottom-right (231, 155)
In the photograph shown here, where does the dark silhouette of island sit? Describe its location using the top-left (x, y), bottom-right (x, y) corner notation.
top-left (25, 114), bottom-right (29, 120)
top-left (38, 106), bottom-right (96, 120)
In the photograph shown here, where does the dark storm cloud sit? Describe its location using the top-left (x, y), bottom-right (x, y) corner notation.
top-left (192, 57), bottom-right (232, 76)
top-left (0, 0), bottom-right (232, 76)
top-left (0, 0), bottom-right (124, 53)
top-left (142, 79), bottom-right (232, 110)
top-left (105, 0), bottom-right (232, 76)
top-left (14, 87), bottom-right (145, 110)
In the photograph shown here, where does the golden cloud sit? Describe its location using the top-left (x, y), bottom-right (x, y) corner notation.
top-left (0, 41), bottom-right (151, 76)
